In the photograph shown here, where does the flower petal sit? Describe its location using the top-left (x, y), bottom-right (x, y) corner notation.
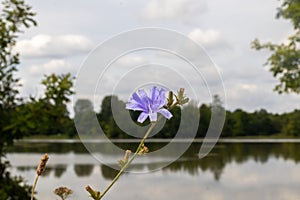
top-left (158, 87), bottom-right (166, 98)
top-left (125, 102), bottom-right (145, 111)
top-left (158, 88), bottom-right (167, 104)
top-left (125, 91), bottom-right (148, 112)
top-left (149, 112), bottom-right (157, 122)
top-left (158, 108), bottom-right (173, 119)
top-left (150, 86), bottom-right (159, 102)
top-left (132, 92), bottom-right (147, 109)
top-left (151, 88), bottom-right (166, 111)
top-left (138, 89), bottom-right (148, 102)
top-left (137, 112), bottom-right (149, 123)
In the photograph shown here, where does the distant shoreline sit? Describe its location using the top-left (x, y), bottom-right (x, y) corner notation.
top-left (16, 138), bottom-right (300, 143)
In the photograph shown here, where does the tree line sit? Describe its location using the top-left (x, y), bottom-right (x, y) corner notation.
top-left (10, 91), bottom-right (297, 140)
top-left (74, 95), bottom-right (300, 139)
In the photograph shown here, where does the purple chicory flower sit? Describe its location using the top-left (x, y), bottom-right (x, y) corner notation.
top-left (126, 86), bottom-right (173, 123)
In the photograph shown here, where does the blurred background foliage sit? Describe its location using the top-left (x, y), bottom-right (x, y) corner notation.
top-left (252, 0), bottom-right (300, 94)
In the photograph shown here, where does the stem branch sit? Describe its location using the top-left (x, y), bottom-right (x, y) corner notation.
top-left (99, 122), bottom-right (157, 199)
top-left (31, 175), bottom-right (39, 200)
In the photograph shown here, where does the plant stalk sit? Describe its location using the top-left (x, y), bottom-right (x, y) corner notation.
top-left (31, 175), bottom-right (39, 200)
top-left (99, 122), bottom-right (157, 199)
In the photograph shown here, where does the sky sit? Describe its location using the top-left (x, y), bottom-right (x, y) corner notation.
top-left (9, 0), bottom-right (300, 114)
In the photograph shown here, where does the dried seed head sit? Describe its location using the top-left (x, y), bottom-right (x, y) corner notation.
top-left (36, 153), bottom-right (49, 176)
top-left (54, 186), bottom-right (73, 199)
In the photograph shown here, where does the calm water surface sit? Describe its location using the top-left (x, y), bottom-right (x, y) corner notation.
top-left (6, 140), bottom-right (300, 200)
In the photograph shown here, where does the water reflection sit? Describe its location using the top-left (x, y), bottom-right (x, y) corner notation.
top-left (74, 165), bottom-right (94, 177)
top-left (7, 141), bottom-right (300, 180)
top-left (5, 141), bottom-right (300, 199)
top-left (101, 165), bottom-right (119, 180)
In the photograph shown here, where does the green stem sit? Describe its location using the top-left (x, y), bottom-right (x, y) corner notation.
top-left (99, 122), bottom-right (157, 199)
top-left (31, 175), bottom-right (39, 200)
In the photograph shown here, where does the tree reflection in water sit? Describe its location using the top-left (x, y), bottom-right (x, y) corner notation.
top-left (74, 165), bottom-right (94, 177)
top-left (8, 141), bottom-right (300, 181)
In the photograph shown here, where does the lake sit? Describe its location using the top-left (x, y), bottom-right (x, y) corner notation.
top-left (6, 139), bottom-right (300, 200)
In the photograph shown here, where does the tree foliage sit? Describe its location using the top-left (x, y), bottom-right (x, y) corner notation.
top-left (75, 95), bottom-right (300, 139)
top-left (252, 0), bottom-right (300, 94)
top-left (8, 73), bottom-right (76, 137)
top-left (0, 161), bottom-right (33, 200)
top-left (74, 99), bottom-right (97, 136)
top-left (0, 0), bottom-right (36, 108)
top-left (282, 109), bottom-right (300, 136)
top-left (42, 73), bottom-right (74, 106)
top-left (0, 0), bottom-right (37, 149)
top-left (0, 0), bottom-right (37, 198)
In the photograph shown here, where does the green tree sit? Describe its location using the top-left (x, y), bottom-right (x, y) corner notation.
top-left (252, 0), bottom-right (300, 93)
top-left (231, 109), bottom-right (251, 136)
top-left (0, 0), bottom-right (36, 198)
top-left (8, 73), bottom-right (76, 137)
top-left (74, 99), bottom-right (93, 114)
top-left (222, 111), bottom-right (234, 137)
top-left (42, 73), bottom-right (74, 106)
top-left (38, 73), bottom-right (75, 136)
top-left (0, 162), bottom-right (33, 200)
top-left (197, 104), bottom-right (211, 137)
top-left (282, 109), bottom-right (300, 136)
top-left (249, 109), bottom-right (277, 136)
top-left (74, 99), bottom-right (98, 136)
top-left (0, 0), bottom-right (36, 149)
top-left (97, 95), bottom-right (128, 138)
top-left (158, 106), bottom-right (181, 138)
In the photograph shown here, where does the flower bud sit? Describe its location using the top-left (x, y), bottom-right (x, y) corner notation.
top-left (86, 185), bottom-right (101, 200)
top-left (138, 145), bottom-right (149, 155)
top-left (124, 150), bottom-right (131, 162)
top-left (118, 150), bottom-right (131, 167)
top-left (175, 88), bottom-right (189, 106)
top-left (167, 91), bottom-right (174, 108)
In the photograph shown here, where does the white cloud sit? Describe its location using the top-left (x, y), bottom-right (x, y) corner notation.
top-left (142, 0), bottom-right (206, 20)
top-left (189, 29), bottom-right (220, 46)
top-left (188, 28), bottom-right (232, 53)
top-left (29, 59), bottom-right (73, 75)
top-left (15, 34), bottom-right (93, 58)
top-left (239, 84), bottom-right (257, 92)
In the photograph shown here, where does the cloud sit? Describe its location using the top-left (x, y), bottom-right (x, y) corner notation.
top-left (142, 0), bottom-right (206, 20)
top-left (15, 34), bottom-right (93, 58)
top-left (29, 59), bottom-right (73, 75)
top-left (189, 29), bottom-right (220, 45)
top-left (188, 28), bottom-right (232, 52)
top-left (226, 83), bottom-right (271, 110)
top-left (18, 59), bottom-right (76, 100)
top-left (10, 0), bottom-right (299, 114)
